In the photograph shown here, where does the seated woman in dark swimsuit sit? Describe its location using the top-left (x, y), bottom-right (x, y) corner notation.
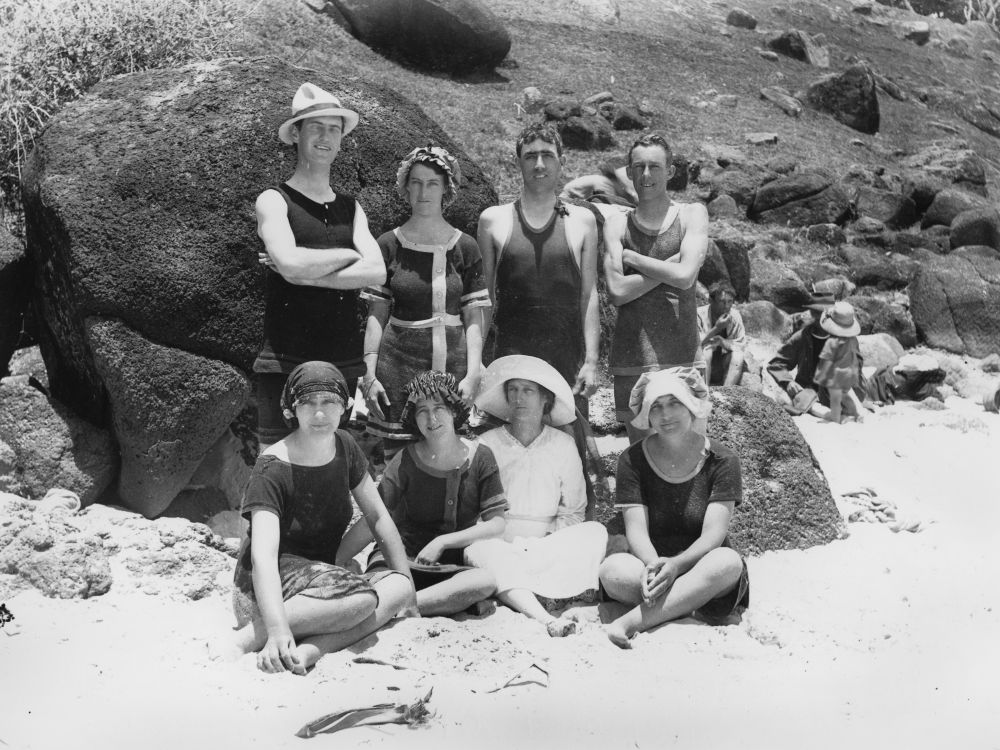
top-left (599, 367), bottom-right (749, 649)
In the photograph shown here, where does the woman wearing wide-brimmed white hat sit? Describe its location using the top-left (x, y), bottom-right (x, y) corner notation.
top-left (464, 355), bottom-right (608, 637)
top-left (253, 82), bottom-right (386, 449)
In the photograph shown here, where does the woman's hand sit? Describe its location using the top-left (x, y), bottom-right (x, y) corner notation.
top-left (415, 538), bottom-right (445, 565)
top-left (257, 629), bottom-right (305, 675)
top-left (641, 557), bottom-right (680, 602)
top-left (362, 376), bottom-right (391, 421)
top-left (457, 372), bottom-right (480, 406)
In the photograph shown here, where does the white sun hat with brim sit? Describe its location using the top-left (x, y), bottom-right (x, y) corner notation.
top-left (475, 355), bottom-right (576, 427)
top-left (629, 366), bottom-right (711, 432)
top-left (819, 300), bottom-right (861, 337)
top-left (278, 82), bottom-right (360, 144)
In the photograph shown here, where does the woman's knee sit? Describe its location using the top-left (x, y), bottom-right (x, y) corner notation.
top-left (374, 572), bottom-right (415, 615)
top-left (700, 547), bottom-right (744, 586)
top-left (458, 568), bottom-right (497, 597)
top-left (599, 553), bottom-right (643, 596)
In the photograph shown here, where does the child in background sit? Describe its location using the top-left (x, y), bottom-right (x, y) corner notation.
top-left (813, 301), bottom-right (863, 424)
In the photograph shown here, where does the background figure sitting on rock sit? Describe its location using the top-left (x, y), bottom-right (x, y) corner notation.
top-left (254, 82), bottom-right (387, 451)
top-left (217, 361), bottom-right (414, 675)
top-left (698, 280), bottom-right (746, 387)
top-left (765, 291), bottom-right (868, 420)
top-left (351, 371), bottom-right (508, 617)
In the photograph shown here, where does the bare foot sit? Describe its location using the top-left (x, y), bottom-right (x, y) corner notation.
top-left (290, 644), bottom-right (318, 674)
top-left (545, 618), bottom-right (577, 637)
top-left (604, 622), bottom-right (635, 649)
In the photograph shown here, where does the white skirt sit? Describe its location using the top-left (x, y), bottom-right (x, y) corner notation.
top-left (464, 521), bottom-right (608, 598)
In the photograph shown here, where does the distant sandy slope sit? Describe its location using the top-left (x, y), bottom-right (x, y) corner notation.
top-left (3, 394), bottom-right (998, 750)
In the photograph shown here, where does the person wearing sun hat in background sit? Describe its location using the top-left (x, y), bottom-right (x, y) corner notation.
top-left (766, 289), bottom-right (867, 420)
top-left (463, 355), bottom-right (608, 638)
top-left (813, 300), bottom-right (865, 424)
top-left (254, 82), bottom-right (386, 451)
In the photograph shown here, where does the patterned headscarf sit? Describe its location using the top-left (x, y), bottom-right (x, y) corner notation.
top-left (280, 361), bottom-right (351, 427)
top-left (629, 366), bottom-right (712, 434)
top-left (395, 144), bottom-right (463, 207)
top-left (399, 371), bottom-right (469, 435)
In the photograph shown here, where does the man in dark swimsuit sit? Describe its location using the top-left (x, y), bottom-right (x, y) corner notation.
top-left (255, 83), bottom-right (386, 449)
top-left (477, 123), bottom-right (600, 407)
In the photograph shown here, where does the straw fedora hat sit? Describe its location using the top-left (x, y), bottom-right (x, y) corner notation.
top-left (278, 82), bottom-right (360, 145)
top-left (819, 300), bottom-right (861, 337)
top-left (474, 355), bottom-right (576, 427)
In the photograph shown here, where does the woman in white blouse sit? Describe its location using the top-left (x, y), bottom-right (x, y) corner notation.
top-left (465, 355), bottom-right (608, 636)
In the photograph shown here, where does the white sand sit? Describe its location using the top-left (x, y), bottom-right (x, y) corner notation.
top-left (3, 396), bottom-right (999, 750)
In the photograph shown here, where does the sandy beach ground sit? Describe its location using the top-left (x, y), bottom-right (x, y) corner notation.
top-left (3, 393), bottom-right (999, 750)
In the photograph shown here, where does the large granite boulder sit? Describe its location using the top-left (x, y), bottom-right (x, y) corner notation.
top-left (0, 494), bottom-right (112, 599)
top-left (797, 64), bottom-right (879, 135)
top-left (708, 388), bottom-right (842, 554)
top-left (0, 228), bottom-right (29, 375)
top-left (847, 293), bottom-right (918, 347)
top-left (748, 257), bottom-right (812, 311)
top-left (853, 186), bottom-right (917, 229)
top-left (900, 142), bottom-right (988, 200)
top-left (837, 244), bottom-right (918, 289)
top-left (921, 187), bottom-right (991, 229)
top-left (766, 30), bottom-right (829, 67)
top-left (0, 379), bottom-right (117, 505)
top-left (739, 300), bottom-right (793, 341)
top-left (713, 233), bottom-right (753, 301)
top-left (21, 58), bottom-right (498, 516)
top-left (326, 0), bottom-right (511, 71)
top-left (748, 172), bottom-right (851, 227)
top-left (909, 246), bottom-right (1000, 357)
top-left (950, 207), bottom-right (1000, 251)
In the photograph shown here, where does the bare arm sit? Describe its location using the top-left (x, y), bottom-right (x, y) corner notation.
top-left (575, 208), bottom-right (600, 396)
top-left (352, 474), bottom-right (413, 583)
top-left (459, 305), bottom-right (484, 404)
top-left (256, 190), bottom-right (361, 280)
top-left (602, 212), bottom-right (660, 306)
top-left (361, 298), bottom-right (392, 420)
top-left (249, 509), bottom-right (302, 672)
top-left (621, 505), bottom-right (659, 566)
top-left (415, 515), bottom-right (506, 564)
top-left (621, 203), bottom-right (708, 289)
top-left (644, 501), bottom-right (734, 601)
top-left (476, 207), bottom-right (502, 334)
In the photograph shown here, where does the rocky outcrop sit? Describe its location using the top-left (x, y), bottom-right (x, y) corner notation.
top-left (321, 0), bottom-right (511, 71)
top-left (748, 257), bottom-right (812, 311)
top-left (86, 318), bottom-right (248, 518)
top-left (748, 172), bottom-right (851, 227)
top-left (767, 30), bottom-right (829, 67)
top-left (0, 379), bottom-right (117, 505)
top-left (857, 332), bottom-right (904, 370)
top-left (900, 142), bottom-right (988, 199)
top-left (0, 228), bottom-right (29, 375)
top-left (798, 64), bottom-right (879, 134)
top-left (921, 187), bottom-right (991, 229)
top-left (837, 245), bottom-right (919, 289)
top-left (712, 233), bottom-right (752, 300)
top-left (950, 208), bottom-right (1000, 252)
top-left (726, 8), bottom-right (757, 29)
top-left (707, 388), bottom-right (842, 554)
top-left (853, 187), bottom-right (917, 229)
top-left (21, 58), bottom-right (498, 517)
top-left (559, 115), bottom-right (614, 150)
top-left (848, 294), bottom-right (918, 347)
top-left (738, 300), bottom-right (793, 341)
top-left (909, 246), bottom-right (1000, 357)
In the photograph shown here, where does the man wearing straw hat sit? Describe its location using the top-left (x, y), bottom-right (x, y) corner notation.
top-left (255, 83), bottom-right (386, 449)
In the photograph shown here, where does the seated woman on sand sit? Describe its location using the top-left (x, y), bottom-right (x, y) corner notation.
top-left (464, 355), bottom-right (608, 637)
top-left (220, 361), bottom-right (414, 674)
top-left (599, 367), bottom-right (749, 648)
top-left (350, 371), bottom-right (508, 616)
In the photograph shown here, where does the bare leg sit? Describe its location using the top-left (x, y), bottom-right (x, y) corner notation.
top-left (417, 569), bottom-right (496, 617)
top-left (826, 389), bottom-right (843, 423)
top-left (606, 548), bottom-right (744, 649)
top-left (599, 553), bottom-right (645, 606)
top-left (227, 589), bottom-right (378, 657)
top-left (498, 588), bottom-right (577, 637)
top-left (722, 350), bottom-right (745, 386)
top-left (293, 573), bottom-right (413, 669)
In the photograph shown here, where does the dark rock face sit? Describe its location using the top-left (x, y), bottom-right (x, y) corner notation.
top-left (853, 187), bottom-right (917, 229)
top-left (21, 58), bottom-right (498, 516)
top-left (0, 228), bottom-right (29, 375)
top-left (798, 64), bottom-right (879, 134)
top-left (0, 379), bottom-right (117, 505)
top-left (86, 318), bottom-right (248, 518)
top-left (921, 187), bottom-right (991, 229)
top-left (910, 246), bottom-right (1000, 357)
top-left (837, 245), bottom-right (918, 289)
top-left (748, 172), bottom-right (851, 227)
top-left (950, 208), bottom-right (1000, 251)
top-left (848, 293), bottom-right (918, 347)
top-left (0, 495), bottom-right (112, 599)
top-left (329, 0), bottom-right (511, 71)
top-left (766, 30), bottom-right (827, 67)
top-left (707, 388), bottom-right (843, 555)
top-left (544, 99), bottom-right (582, 121)
top-left (749, 257), bottom-right (811, 310)
top-left (708, 166), bottom-right (776, 207)
top-left (698, 240), bottom-right (731, 290)
top-left (712, 234), bottom-right (752, 300)
top-left (559, 115), bottom-right (614, 150)
top-left (900, 143), bottom-right (988, 199)
top-left (726, 8), bottom-right (757, 29)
